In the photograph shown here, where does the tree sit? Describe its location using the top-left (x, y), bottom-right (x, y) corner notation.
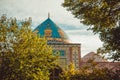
top-left (98, 26), bottom-right (120, 61)
top-left (63, 0), bottom-right (119, 32)
top-left (60, 63), bottom-right (76, 80)
top-left (60, 60), bottom-right (113, 80)
top-left (62, 0), bottom-right (120, 61)
top-left (0, 15), bottom-right (57, 80)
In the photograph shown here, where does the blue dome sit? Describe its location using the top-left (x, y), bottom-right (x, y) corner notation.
top-left (34, 18), bottom-right (69, 44)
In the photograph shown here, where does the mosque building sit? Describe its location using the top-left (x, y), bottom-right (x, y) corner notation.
top-left (34, 14), bottom-right (81, 69)
top-left (33, 14), bottom-right (120, 75)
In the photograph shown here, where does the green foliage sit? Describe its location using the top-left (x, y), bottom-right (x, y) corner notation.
top-left (98, 27), bottom-right (120, 61)
top-left (60, 61), bottom-right (120, 80)
top-left (63, 0), bottom-right (120, 32)
top-left (62, 0), bottom-right (120, 61)
top-left (60, 63), bottom-right (76, 80)
top-left (0, 15), bottom-right (57, 80)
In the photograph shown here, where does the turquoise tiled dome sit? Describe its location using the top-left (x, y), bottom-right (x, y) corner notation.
top-left (34, 18), bottom-right (69, 44)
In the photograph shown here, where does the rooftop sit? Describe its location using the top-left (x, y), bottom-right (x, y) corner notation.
top-left (34, 17), bottom-right (69, 44)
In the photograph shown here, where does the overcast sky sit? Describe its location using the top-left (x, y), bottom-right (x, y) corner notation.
top-left (0, 0), bottom-right (103, 57)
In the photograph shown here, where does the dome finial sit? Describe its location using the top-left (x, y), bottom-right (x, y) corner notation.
top-left (48, 12), bottom-right (50, 18)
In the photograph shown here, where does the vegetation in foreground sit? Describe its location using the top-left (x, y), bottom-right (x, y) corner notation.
top-left (0, 15), bottom-right (57, 80)
top-left (60, 61), bottom-right (120, 80)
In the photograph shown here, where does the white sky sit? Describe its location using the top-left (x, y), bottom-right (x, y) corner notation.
top-left (0, 0), bottom-right (103, 57)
